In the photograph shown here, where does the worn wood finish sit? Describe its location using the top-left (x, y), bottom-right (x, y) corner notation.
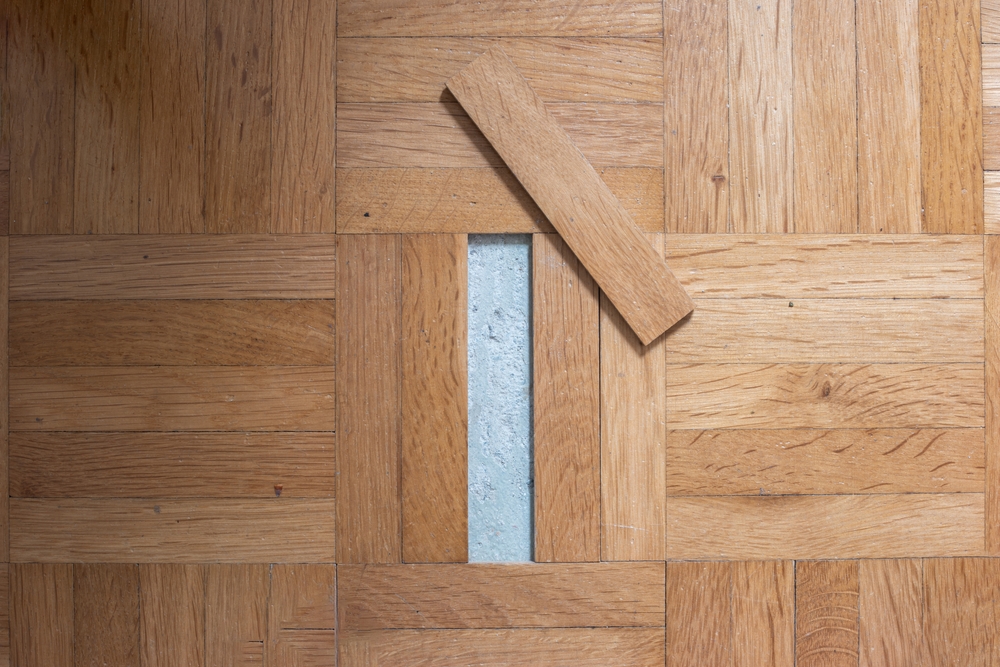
top-left (923, 558), bottom-right (1000, 665)
top-left (732, 561), bottom-right (795, 667)
top-left (140, 564), bottom-right (206, 667)
top-left (10, 564), bottom-right (73, 667)
top-left (795, 561), bottom-right (859, 667)
top-left (988, 235), bottom-right (1000, 552)
top-left (74, 564), bottom-right (140, 667)
top-left (859, 560), bottom-right (924, 667)
top-left (666, 561), bottom-right (731, 665)
top-left (206, 565), bottom-right (268, 667)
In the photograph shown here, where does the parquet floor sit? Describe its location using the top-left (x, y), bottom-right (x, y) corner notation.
top-left (2, 0), bottom-right (1000, 664)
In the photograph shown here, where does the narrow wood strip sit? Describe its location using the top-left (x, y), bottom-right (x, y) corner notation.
top-left (0, 239), bottom-right (6, 561)
top-left (74, 564), bottom-right (140, 666)
top-left (795, 560), bottom-right (859, 667)
top-left (269, 565), bottom-right (338, 666)
top-left (10, 564), bottom-right (73, 666)
top-left (987, 235), bottom-right (1000, 552)
top-left (533, 234), bottom-right (600, 563)
top-left (11, 498), bottom-right (337, 563)
top-left (667, 494), bottom-right (985, 559)
top-left (0, 564), bottom-right (8, 667)
top-left (731, 561), bottom-right (794, 667)
top-left (984, 45), bottom-right (1000, 105)
top-left (986, 0), bottom-right (1000, 41)
top-left (139, 564), bottom-right (206, 667)
top-left (273, 631), bottom-right (338, 665)
top-left (986, 171), bottom-right (1000, 233)
top-left (401, 234), bottom-right (468, 563)
top-left (206, 565), bottom-right (268, 667)
top-left (858, 560), bottom-right (924, 667)
top-left (0, 168), bottom-right (9, 236)
top-left (337, 235), bottom-right (402, 564)
top-left (666, 561), bottom-right (731, 666)
top-left (985, 107), bottom-right (1000, 170)
top-left (923, 558), bottom-right (1000, 664)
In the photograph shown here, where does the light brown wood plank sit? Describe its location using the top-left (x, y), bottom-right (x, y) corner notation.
top-left (10, 432), bottom-right (335, 498)
top-left (985, 107), bottom-right (1000, 170)
top-left (336, 1), bottom-right (663, 37)
top-left (139, 0), bottom-right (206, 233)
top-left (986, 171), bottom-right (1000, 233)
top-left (924, 558), bottom-right (1000, 665)
top-left (664, 0), bottom-right (728, 233)
top-left (336, 167), bottom-right (664, 234)
top-left (272, 631), bottom-right (338, 666)
top-left (9, 235), bottom-right (337, 300)
top-left (0, 564), bottom-right (8, 667)
top-left (139, 564), bottom-right (206, 667)
top-left (989, 236), bottom-right (1000, 552)
top-left (9, 367), bottom-right (336, 431)
top-left (11, 498), bottom-right (336, 563)
top-left (269, 565), bottom-right (338, 667)
top-left (337, 235), bottom-right (402, 564)
top-left (10, 564), bottom-right (73, 667)
top-left (206, 565), bottom-right (268, 667)
top-left (666, 364), bottom-right (984, 430)
top-left (987, 0), bottom-right (1000, 40)
top-left (401, 234), bottom-right (467, 563)
top-left (984, 45), bottom-right (1000, 105)
top-left (272, 0), bottom-right (336, 233)
top-left (533, 234), bottom-right (600, 563)
top-left (729, 0), bottom-right (793, 232)
top-left (666, 561), bottom-right (731, 666)
top-left (795, 561), bottom-right (859, 667)
top-left (336, 102), bottom-right (663, 169)
top-left (667, 494), bottom-right (984, 559)
top-left (859, 560), bottom-right (924, 667)
top-left (206, 0), bottom-right (272, 233)
top-left (339, 563), bottom-right (664, 630)
top-left (74, 564), bottom-right (140, 667)
top-left (667, 428), bottom-right (984, 496)
top-left (731, 561), bottom-right (794, 667)
top-left (920, 0), bottom-right (982, 233)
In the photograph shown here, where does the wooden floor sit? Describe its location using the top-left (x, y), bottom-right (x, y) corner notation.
top-left (2, 0), bottom-right (1000, 664)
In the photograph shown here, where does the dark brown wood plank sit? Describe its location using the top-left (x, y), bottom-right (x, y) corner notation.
top-left (0, 564), bottom-right (8, 667)
top-left (10, 564), bottom-right (73, 667)
top-left (666, 561), bottom-right (731, 666)
top-left (139, 564), bottom-right (206, 667)
top-left (0, 239), bottom-right (6, 561)
top-left (795, 560), bottom-right (860, 667)
top-left (206, 565), bottom-right (268, 667)
top-left (74, 564), bottom-right (140, 667)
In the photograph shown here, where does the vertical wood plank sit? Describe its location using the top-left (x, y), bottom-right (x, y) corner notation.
top-left (729, 0), bottom-right (793, 232)
top-left (666, 561), bottom-right (731, 666)
top-left (664, 0), bottom-right (728, 233)
top-left (401, 234), bottom-right (468, 563)
top-left (795, 560), bottom-right (860, 667)
top-left (920, 0), bottom-right (982, 233)
top-left (268, 565), bottom-right (337, 666)
top-left (600, 235), bottom-right (666, 560)
top-left (533, 234), bottom-right (600, 563)
top-left (337, 235), bottom-right (402, 564)
top-left (139, 0), bottom-right (206, 233)
top-left (0, 239), bottom-right (6, 562)
top-left (988, 236), bottom-right (1000, 553)
top-left (10, 564), bottom-right (73, 667)
top-left (0, 564), bottom-right (8, 667)
top-left (74, 564), bottom-right (140, 667)
top-left (924, 558), bottom-right (1000, 665)
top-left (206, 0), bottom-right (272, 233)
top-left (139, 564), bottom-right (206, 667)
top-left (732, 561), bottom-right (794, 667)
top-left (271, 0), bottom-right (336, 233)
top-left (206, 565), bottom-right (268, 667)
top-left (859, 560), bottom-right (924, 667)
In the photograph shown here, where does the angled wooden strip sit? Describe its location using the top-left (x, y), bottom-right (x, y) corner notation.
top-left (988, 0), bottom-right (1000, 41)
top-left (985, 108), bottom-right (1000, 170)
top-left (10, 432), bottom-right (335, 498)
top-left (667, 428), bottom-right (984, 496)
top-left (666, 562), bottom-right (731, 666)
top-left (795, 561), bottom-right (859, 667)
top-left (448, 50), bottom-right (690, 343)
top-left (10, 564), bottom-right (73, 667)
top-left (74, 564), bottom-right (140, 667)
top-left (11, 498), bottom-right (336, 562)
top-left (9, 367), bottom-right (336, 431)
top-left (338, 563), bottom-right (664, 630)
top-left (666, 364), bottom-right (984, 430)
top-left (140, 564), bottom-right (206, 667)
top-left (989, 236), bottom-right (1000, 553)
top-left (667, 494), bottom-right (984, 559)
top-left (731, 561), bottom-right (794, 667)
top-left (401, 234), bottom-right (467, 563)
top-left (985, 45), bottom-right (1000, 105)
top-left (0, 564), bottom-right (7, 667)
top-left (920, 0), bottom-right (982, 233)
top-left (533, 234), bottom-right (600, 563)
top-left (859, 560), bottom-right (924, 667)
top-left (206, 565), bottom-right (268, 667)
top-left (923, 558), bottom-right (1000, 665)
top-left (986, 171), bottom-right (1000, 233)
top-left (857, 0), bottom-right (920, 232)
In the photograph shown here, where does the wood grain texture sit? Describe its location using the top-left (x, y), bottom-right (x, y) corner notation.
top-left (337, 235), bottom-right (402, 564)
top-left (140, 564), bottom-right (206, 667)
top-left (989, 235), bottom-right (1000, 552)
top-left (9, 235), bottom-right (337, 300)
top-left (0, 564), bottom-right (7, 667)
top-left (0, 239), bottom-right (6, 562)
top-left (986, 171), bottom-right (1000, 233)
top-left (74, 564), bottom-right (140, 667)
top-left (920, 0), bottom-right (982, 233)
top-left (666, 364), bottom-right (984, 430)
top-left (10, 564), bottom-right (73, 667)
top-left (533, 234), bottom-right (600, 563)
top-left (923, 558), bottom-right (1000, 665)
top-left (666, 561), bottom-right (731, 665)
top-left (139, 0), bottom-right (206, 233)
top-left (795, 561), bottom-right (859, 667)
top-left (10, 432), bottom-right (335, 498)
top-left (272, 0), bottom-right (336, 233)
top-left (859, 560), bottom-right (924, 667)
top-left (339, 563), bottom-right (664, 630)
top-left (664, 0), bottom-right (728, 233)
top-left (206, 0), bottom-right (272, 233)
top-left (401, 234), bottom-right (467, 563)
top-left (729, 0), bottom-right (793, 232)
top-left (984, 44), bottom-right (1000, 105)
top-left (448, 50), bottom-right (690, 343)
top-left (269, 565), bottom-right (338, 667)
top-left (667, 494), bottom-right (984, 559)
top-left (985, 107), bottom-right (1000, 170)
top-left (11, 498), bottom-right (337, 563)
top-left (9, 366), bottom-right (337, 431)
top-left (206, 565), bottom-right (268, 667)
top-left (731, 561), bottom-right (795, 667)
top-left (987, 0), bottom-right (1000, 40)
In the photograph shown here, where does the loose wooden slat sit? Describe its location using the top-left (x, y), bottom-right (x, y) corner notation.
top-left (9, 367), bottom-right (336, 431)
top-left (336, 0), bottom-right (663, 37)
top-left (857, 0), bottom-right (921, 232)
top-left (0, 564), bottom-right (8, 667)
top-left (729, 0), bottom-right (793, 232)
top-left (401, 234), bottom-right (467, 563)
top-left (337, 235), bottom-right (402, 564)
top-left (666, 562), bottom-right (731, 665)
top-left (989, 236), bottom-right (1000, 553)
top-left (9, 235), bottom-right (337, 300)
top-left (206, 0), bottom-right (272, 233)
top-left (336, 102), bottom-right (663, 169)
top-left (923, 558), bottom-right (1000, 665)
top-left (10, 564), bottom-right (73, 667)
top-left (139, 564), bottom-right (206, 667)
top-left (74, 564), bottom-right (140, 666)
top-left (731, 561), bottom-right (795, 667)
top-left (139, 0), bottom-right (206, 233)
top-left (11, 432), bottom-right (335, 498)
top-left (667, 428), bottom-right (984, 496)
top-left (10, 300), bottom-right (335, 366)
top-left (448, 51), bottom-right (690, 344)
top-left (666, 364), bottom-right (984, 430)
top-left (985, 107), bottom-right (1000, 170)
top-left (859, 560), bottom-right (924, 667)
top-left (11, 498), bottom-right (337, 563)
top-left (533, 234), bottom-right (600, 563)
top-left (986, 171), bottom-right (1000, 233)
top-left (664, 0), bottom-right (728, 233)
top-left (795, 561), bottom-right (859, 667)
top-left (667, 494), bottom-right (984, 560)
top-left (336, 167), bottom-right (664, 234)
top-left (920, 0), bottom-right (982, 233)
top-left (206, 565), bottom-right (268, 667)
top-left (272, 0), bottom-right (336, 233)
top-left (338, 563), bottom-right (664, 630)
top-left (269, 565), bottom-right (338, 667)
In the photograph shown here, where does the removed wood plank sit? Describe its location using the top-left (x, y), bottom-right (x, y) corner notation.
top-left (140, 564), bottom-right (206, 667)
top-left (666, 562), bottom-right (731, 665)
top-left (795, 561), bottom-right (859, 667)
top-left (448, 48), bottom-right (691, 344)
top-left (731, 561), bottom-right (795, 667)
top-left (859, 560), bottom-right (924, 667)
top-left (923, 558), bottom-right (1000, 665)
top-left (206, 565), bottom-right (268, 667)
top-left (74, 564), bottom-right (140, 667)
